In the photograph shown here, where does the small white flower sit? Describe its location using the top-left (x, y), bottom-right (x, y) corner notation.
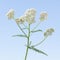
top-left (6, 9), bottom-right (14, 19)
top-left (40, 11), bottom-right (48, 21)
top-left (24, 8), bottom-right (36, 24)
top-left (15, 16), bottom-right (26, 24)
top-left (44, 28), bottom-right (54, 37)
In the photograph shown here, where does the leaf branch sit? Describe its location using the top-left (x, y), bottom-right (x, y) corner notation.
top-left (12, 34), bottom-right (27, 38)
top-left (31, 29), bottom-right (42, 33)
top-left (28, 46), bottom-right (48, 56)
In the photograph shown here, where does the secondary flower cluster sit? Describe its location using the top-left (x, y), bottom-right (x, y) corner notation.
top-left (6, 8), bottom-right (48, 24)
top-left (15, 16), bottom-right (26, 24)
top-left (6, 9), bottom-right (14, 19)
top-left (44, 28), bottom-right (54, 37)
top-left (40, 11), bottom-right (48, 21)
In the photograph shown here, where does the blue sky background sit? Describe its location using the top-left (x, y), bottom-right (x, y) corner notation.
top-left (0, 0), bottom-right (60, 60)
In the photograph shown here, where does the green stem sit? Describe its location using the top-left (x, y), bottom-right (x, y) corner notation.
top-left (24, 37), bottom-right (29, 60)
top-left (24, 24), bottom-right (30, 60)
top-left (17, 23), bottom-right (27, 38)
top-left (32, 22), bottom-right (41, 31)
top-left (23, 23), bottom-right (27, 28)
top-left (32, 37), bottom-right (47, 47)
top-left (13, 18), bottom-right (27, 38)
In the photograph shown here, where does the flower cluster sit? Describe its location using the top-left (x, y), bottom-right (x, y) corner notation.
top-left (40, 11), bottom-right (48, 21)
top-left (44, 28), bottom-right (54, 37)
top-left (16, 8), bottom-right (36, 24)
top-left (24, 8), bottom-right (36, 24)
top-left (6, 9), bottom-right (14, 19)
top-left (15, 16), bottom-right (26, 24)
top-left (6, 8), bottom-right (48, 24)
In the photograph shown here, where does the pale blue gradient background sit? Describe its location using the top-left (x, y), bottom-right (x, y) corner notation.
top-left (0, 0), bottom-right (60, 60)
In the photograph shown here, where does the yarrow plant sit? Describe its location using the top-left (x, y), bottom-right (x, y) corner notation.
top-left (6, 8), bottom-right (54, 60)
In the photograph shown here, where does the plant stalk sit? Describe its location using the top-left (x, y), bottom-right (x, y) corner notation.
top-left (32, 37), bottom-right (47, 47)
top-left (17, 23), bottom-right (27, 38)
top-left (32, 22), bottom-right (40, 31)
top-left (24, 24), bottom-right (30, 60)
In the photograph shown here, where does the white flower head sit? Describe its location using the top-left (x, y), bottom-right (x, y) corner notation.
top-left (6, 9), bottom-right (14, 19)
top-left (16, 16), bottom-right (26, 24)
top-left (40, 11), bottom-right (48, 21)
top-left (44, 28), bottom-right (54, 37)
top-left (24, 8), bottom-right (36, 24)
top-left (25, 8), bottom-right (36, 16)
top-left (25, 14), bottom-right (35, 24)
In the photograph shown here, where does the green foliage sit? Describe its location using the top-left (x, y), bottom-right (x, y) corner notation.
top-left (28, 46), bottom-right (48, 56)
top-left (31, 29), bottom-right (42, 33)
top-left (12, 34), bottom-right (27, 38)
